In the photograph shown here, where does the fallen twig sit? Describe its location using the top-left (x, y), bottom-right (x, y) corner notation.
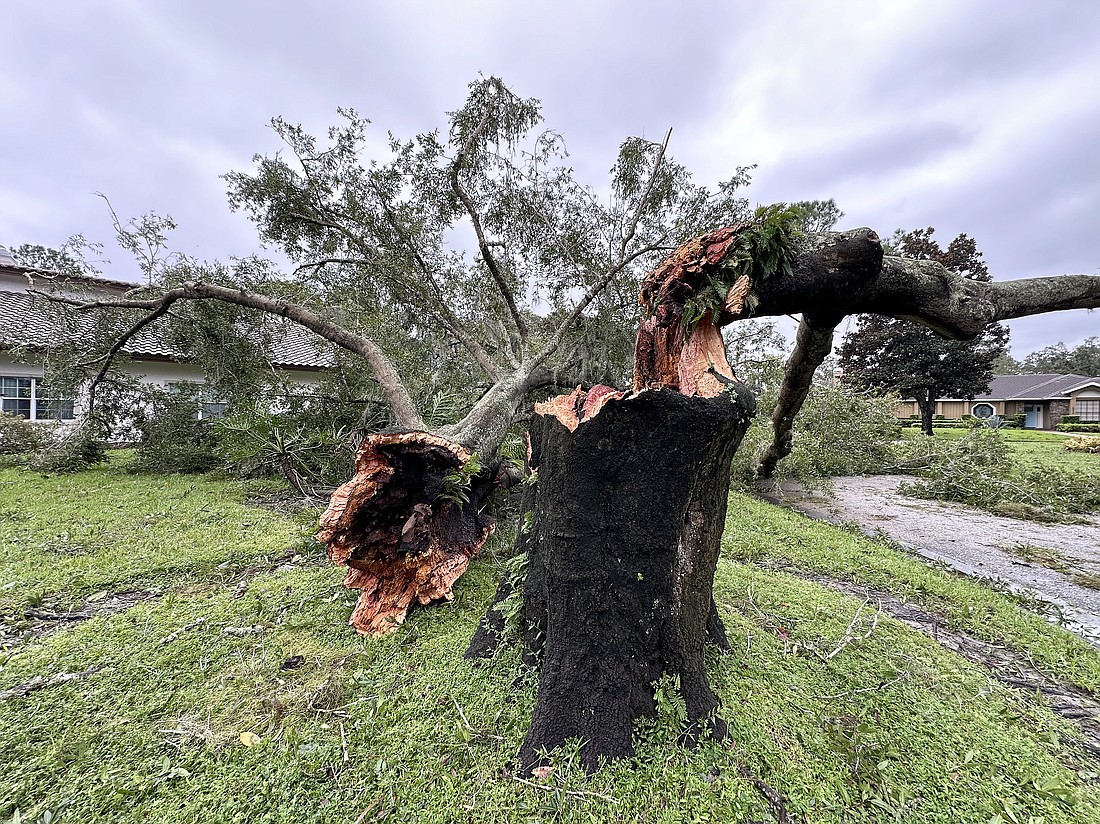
top-left (820, 672), bottom-right (910, 701)
top-left (0, 664), bottom-right (106, 700)
top-left (821, 599), bottom-right (881, 662)
top-left (512, 776), bottom-right (618, 803)
top-left (162, 618), bottom-right (206, 644)
top-left (222, 624), bottom-right (266, 637)
top-left (738, 766), bottom-right (790, 824)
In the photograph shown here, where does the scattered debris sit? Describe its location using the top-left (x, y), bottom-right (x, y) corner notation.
top-left (756, 560), bottom-right (1100, 757)
top-left (222, 624), bottom-right (266, 637)
top-left (162, 618), bottom-right (207, 644)
top-left (738, 765), bottom-right (790, 824)
top-left (0, 664), bottom-right (106, 701)
top-left (2, 589), bottom-right (161, 650)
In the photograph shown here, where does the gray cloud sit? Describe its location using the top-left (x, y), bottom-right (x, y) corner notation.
top-left (2, 0), bottom-right (1098, 357)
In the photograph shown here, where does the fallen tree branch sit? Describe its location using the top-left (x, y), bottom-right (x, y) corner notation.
top-left (511, 776), bottom-right (618, 803)
top-left (0, 664), bottom-right (106, 700)
top-left (755, 312), bottom-right (841, 479)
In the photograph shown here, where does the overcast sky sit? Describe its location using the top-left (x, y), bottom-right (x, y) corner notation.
top-left (2, 0), bottom-right (1098, 357)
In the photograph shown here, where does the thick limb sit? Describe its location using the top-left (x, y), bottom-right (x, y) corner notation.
top-left (755, 313), bottom-right (841, 479)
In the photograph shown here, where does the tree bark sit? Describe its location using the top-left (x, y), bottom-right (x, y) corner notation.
top-left (500, 384), bottom-right (753, 772)
top-left (755, 313), bottom-right (841, 479)
top-left (916, 393), bottom-right (936, 437)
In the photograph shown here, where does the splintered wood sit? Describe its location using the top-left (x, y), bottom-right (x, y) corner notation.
top-left (533, 384), bottom-right (626, 431)
top-left (632, 226), bottom-right (747, 397)
top-left (317, 431), bottom-right (494, 634)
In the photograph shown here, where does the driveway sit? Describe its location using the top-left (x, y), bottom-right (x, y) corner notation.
top-left (765, 475), bottom-right (1100, 645)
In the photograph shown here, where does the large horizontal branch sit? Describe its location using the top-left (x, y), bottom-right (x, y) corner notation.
top-left (43, 282), bottom-right (425, 430)
top-left (715, 228), bottom-right (1100, 340)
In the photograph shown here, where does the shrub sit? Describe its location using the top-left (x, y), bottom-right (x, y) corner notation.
top-left (30, 422), bottom-right (108, 472)
top-left (735, 379), bottom-right (901, 485)
top-left (1056, 422), bottom-right (1100, 433)
top-left (1065, 436), bottom-right (1100, 454)
top-left (130, 386), bottom-right (222, 474)
top-left (0, 412), bottom-right (46, 456)
top-left (1059, 415), bottom-right (1081, 424)
top-left (215, 406), bottom-right (353, 498)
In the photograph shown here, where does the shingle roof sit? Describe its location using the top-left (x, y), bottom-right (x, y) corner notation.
top-left (976, 374), bottom-right (1100, 400)
top-left (0, 261), bottom-right (139, 294)
top-left (0, 288), bottom-right (332, 370)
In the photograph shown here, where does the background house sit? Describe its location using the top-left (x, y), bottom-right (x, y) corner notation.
top-left (894, 374), bottom-right (1100, 429)
top-left (0, 246), bottom-right (331, 426)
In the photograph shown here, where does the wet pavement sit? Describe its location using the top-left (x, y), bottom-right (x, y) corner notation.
top-left (766, 475), bottom-right (1100, 646)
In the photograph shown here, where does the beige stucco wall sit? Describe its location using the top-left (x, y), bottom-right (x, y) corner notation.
top-left (894, 400), bottom-right (918, 418)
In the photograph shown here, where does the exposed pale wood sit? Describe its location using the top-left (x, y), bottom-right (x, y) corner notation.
top-left (317, 431), bottom-right (494, 634)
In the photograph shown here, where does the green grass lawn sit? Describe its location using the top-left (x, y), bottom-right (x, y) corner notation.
top-left (2, 461), bottom-right (1100, 823)
top-left (925, 427), bottom-right (1098, 471)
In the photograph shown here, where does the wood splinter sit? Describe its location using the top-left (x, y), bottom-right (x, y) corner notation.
top-left (317, 431), bottom-right (495, 634)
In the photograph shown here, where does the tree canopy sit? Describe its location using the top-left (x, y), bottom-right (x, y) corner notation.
top-left (1019, 337), bottom-right (1100, 376)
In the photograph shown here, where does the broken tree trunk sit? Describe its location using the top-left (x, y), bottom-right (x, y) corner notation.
top-left (509, 384), bottom-right (754, 771)
top-left (318, 431), bottom-right (496, 634)
top-left (468, 227), bottom-right (758, 771)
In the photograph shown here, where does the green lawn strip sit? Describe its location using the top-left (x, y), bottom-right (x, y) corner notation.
top-left (711, 564), bottom-right (1098, 822)
top-left (0, 464), bottom-right (311, 614)
top-left (2, 470), bottom-right (1100, 821)
top-left (724, 492), bottom-right (1100, 694)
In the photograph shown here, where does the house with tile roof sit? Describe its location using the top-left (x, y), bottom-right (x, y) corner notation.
top-left (0, 246), bottom-right (332, 425)
top-left (894, 373), bottom-right (1100, 429)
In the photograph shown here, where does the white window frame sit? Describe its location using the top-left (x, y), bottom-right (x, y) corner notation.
top-left (165, 382), bottom-right (227, 420)
top-left (1077, 399), bottom-right (1100, 422)
top-left (1, 375), bottom-right (76, 421)
top-left (971, 402), bottom-right (995, 419)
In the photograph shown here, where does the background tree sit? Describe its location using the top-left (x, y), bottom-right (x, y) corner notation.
top-left (837, 228), bottom-right (1010, 435)
top-left (1019, 337), bottom-right (1100, 375)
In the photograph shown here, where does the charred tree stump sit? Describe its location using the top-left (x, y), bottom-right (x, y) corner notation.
top-left (466, 226), bottom-right (766, 771)
top-left (318, 431), bottom-right (496, 634)
top-left (475, 384), bottom-right (753, 772)
top-left (519, 386), bottom-right (753, 770)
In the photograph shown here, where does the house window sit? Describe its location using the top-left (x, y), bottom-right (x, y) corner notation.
top-left (166, 382), bottom-right (227, 420)
top-left (1078, 400), bottom-right (1100, 422)
top-left (972, 403), bottom-right (995, 419)
top-left (1, 376), bottom-right (75, 421)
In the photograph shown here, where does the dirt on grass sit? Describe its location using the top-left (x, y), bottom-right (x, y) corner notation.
top-left (0, 588), bottom-right (162, 651)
